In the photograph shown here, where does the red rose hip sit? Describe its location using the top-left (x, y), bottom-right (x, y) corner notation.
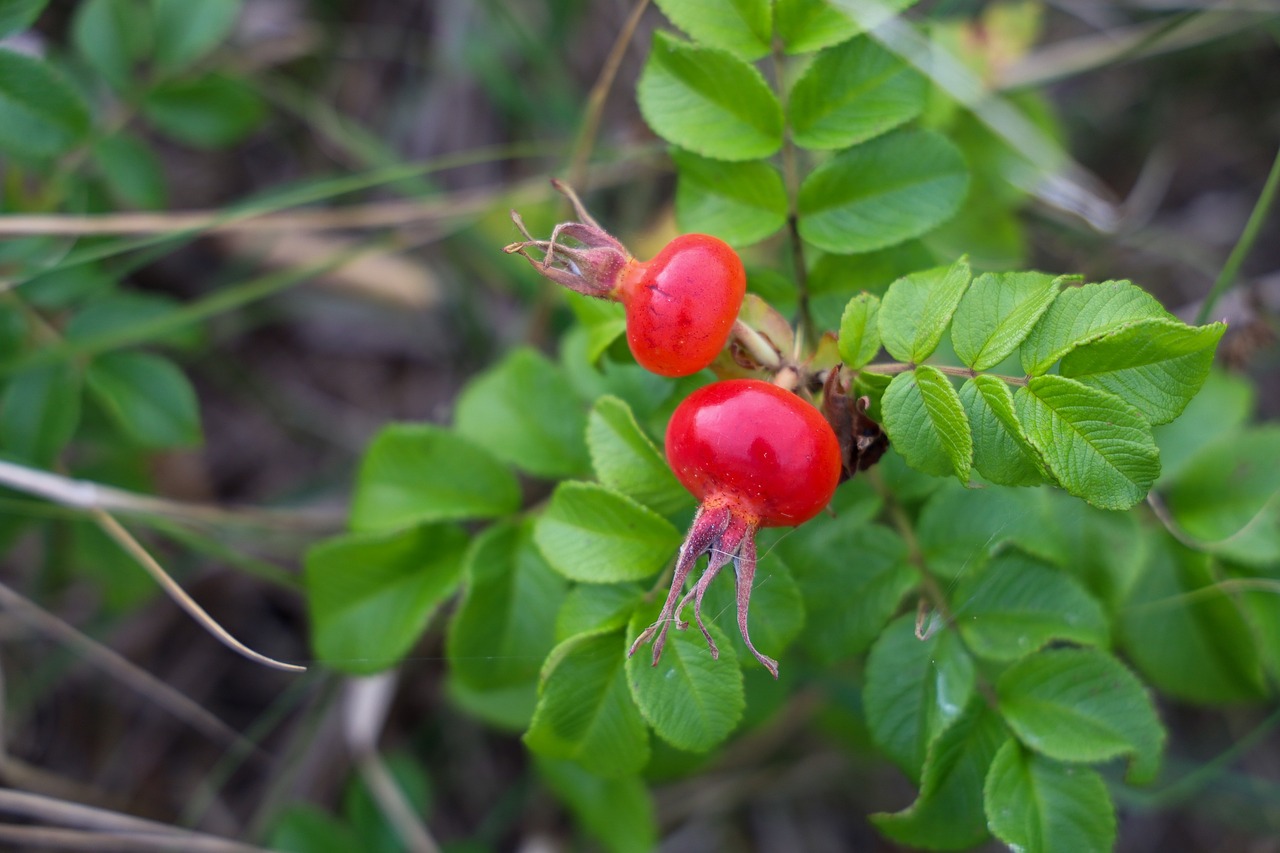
top-left (630, 379), bottom-right (843, 677)
top-left (505, 181), bottom-right (745, 377)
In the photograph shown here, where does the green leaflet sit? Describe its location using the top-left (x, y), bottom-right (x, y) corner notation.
top-left (351, 424), bottom-right (521, 533)
top-left (0, 362), bottom-right (81, 466)
top-left (305, 524), bottom-right (469, 674)
top-left (864, 614), bottom-right (976, 783)
top-left (455, 347), bottom-right (591, 479)
top-left (880, 366), bottom-right (972, 482)
top-left (653, 0), bottom-right (771, 60)
top-left (1016, 375), bottom-right (1159, 511)
top-left (637, 31), bottom-right (783, 161)
top-left (953, 550), bottom-right (1109, 662)
top-left (534, 482), bottom-right (681, 583)
top-left (958, 375), bottom-right (1047, 487)
top-left (586, 395), bottom-right (691, 516)
top-left (984, 740), bottom-right (1116, 853)
top-left (789, 36), bottom-right (926, 151)
top-left (951, 271), bottom-right (1062, 370)
top-left (797, 130), bottom-right (969, 255)
top-left (524, 631), bottom-right (650, 777)
top-left (837, 292), bottom-right (881, 369)
top-left (873, 702), bottom-right (1009, 851)
top-left (878, 257), bottom-right (972, 363)
top-left (1019, 280), bottom-right (1166, 376)
top-left (446, 521), bottom-right (567, 694)
top-left (996, 647), bottom-right (1165, 784)
top-left (86, 351), bottom-right (201, 448)
top-left (672, 149), bottom-right (788, 246)
top-left (537, 758), bottom-right (656, 853)
top-left (1058, 317), bottom-right (1226, 425)
top-left (625, 604), bottom-right (745, 752)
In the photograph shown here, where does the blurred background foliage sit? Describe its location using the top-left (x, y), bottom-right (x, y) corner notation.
top-left (0, 0), bottom-right (1277, 851)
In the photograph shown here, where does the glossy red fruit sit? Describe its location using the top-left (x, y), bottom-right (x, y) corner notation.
top-left (617, 234), bottom-right (745, 377)
top-left (504, 181), bottom-right (745, 377)
top-left (629, 379), bottom-right (842, 678)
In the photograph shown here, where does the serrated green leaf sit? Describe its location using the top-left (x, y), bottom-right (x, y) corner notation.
top-left (1031, 490), bottom-right (1150, 609)
top-left (86, 351), bottom-right (201, 448)
top-left (626, 603), bottom-right (745, 752)
top-left (305, 524), bottom-right (468, 674)
top-left (1117, 537), bottom-right (1266, 704)
top-left (1016, 375), bottom-right (1159, 510)
top-left (447, 522), bottom-right (567, 693)
top-left (915, 482), bottom-right (1050, 580)
top-left (564, 295), bottom-right (628, 366)
top-left (672, 149), bottom-right (787, 246)
top-left (446, 677), bottom-right (538, 732)
top-left (350, 425), bottom-right (520, 533)
top-left (142, 74), bottom-right (265, 148)
top-left (774, 498), bottom-right (917, 664)
top-left (808, 241), bottom-right (935, 298)
top-left (587, 396), bottom-right (691, 516)
top-left (1019, 280), bottom-right (1167, 376)
top-left (954, 551), bottom-right (1108, 662)
top-left (637, 31), bottom-right (783, 161)
top-left (996, 647), bottom-right (1164, 784)
top-left (796, 130), bottom-right (969, 255)
top-left (878, 257), bottom-right (972, 363)
top-left (951, 271), bottom-right (1061, 370)
top-left (700, 554), bottom-right (805, 669)
top-left (1058, 318), bottom-right (1226, 426)
top-left (873, 703), bottom-right (1008, 851)
top-left (789, 36), bottom-right (925, 151)
top-left (72, 0), bottom-right (147, 92)
top-left (881, 366), bottom-right (972, 481)
top-left (959, 376), bottom-right (1047, 487)
top-left (838, 292), bottom-right (881, 368)
top-left (776, 0), bottom-right (918, 52)
top-left (984, 740), bottom-right (1116, 853)
top-left (151, 0), bottom-right (240, 76)
top-left (0, 362), bottom-right (80, 466)
top-left (0, 0), bottom-right (47, 38)
top-left (555, 582), bottom-right (645, 643)
top-left (456, 347), bottom-right (590, 479)
top-left (535, 483), bottom-right (681, 583)
top-left (865, 614), bottom-right (976, 782)
top-left (0, 48), bottom-right (91, 159)
top-left (1163, 426), bottom-right (1280, 567)
top-left (524, 631), bottom-right (650, 777)
top-left (91, 133), bottom-right (168, 209)
top-left (537, 758), bottom-right (656, 853)
top-left (653, 0), bottom-right (771, 60)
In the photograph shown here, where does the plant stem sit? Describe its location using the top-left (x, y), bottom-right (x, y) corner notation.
top-left (1196, 141), bottom-right (1280, 324)
top-left (862, 362), bottom-right (1029, 386)
top-left (770, 35), bottom-right (813, 353)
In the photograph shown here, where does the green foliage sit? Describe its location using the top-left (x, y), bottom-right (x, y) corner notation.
top-left (0, 0), bottom-right (46, 38)
top-left (0, 49), bottom-right (91, 159)
top-left (984, 740), bottom-right (1117, 853)
top-left (0, 363), bottom-right (81, 466)
top-left (534, 483), bottom-right (681, 583)
top-left (151, 0), bottom-right (242, 77)
top-left (586, 396), bottom-right (691, 516)
top-left (141, 74), bottom-right (265, 148)
top-left (671, 149), bottom-right (788, 247)
top-left (652, 0), bottom-right (771, 60)
top-left (85, 351), bottom-right (202, 448)
top-left (536, 758), bottom-right (656, 853)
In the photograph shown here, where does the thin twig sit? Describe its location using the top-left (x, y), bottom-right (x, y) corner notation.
top-left (567, 0), bottom-right (651, 191)
top-left (91, 510), bottom-right (306, 673)
top-left (770, 37), bottom-right (813, 348)
top-left (1196, 141), bottom-right (1280, 323)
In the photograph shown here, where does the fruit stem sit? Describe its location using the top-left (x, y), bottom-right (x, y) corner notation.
top-left (730, 319), bottom-right (783, 370)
